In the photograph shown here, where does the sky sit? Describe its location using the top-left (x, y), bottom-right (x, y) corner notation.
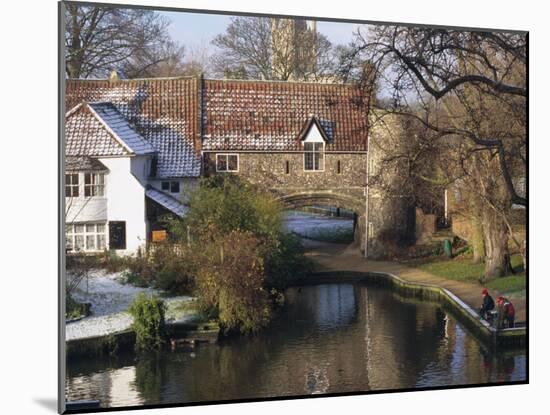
top-left (159, 10), bottom-right (363, 63)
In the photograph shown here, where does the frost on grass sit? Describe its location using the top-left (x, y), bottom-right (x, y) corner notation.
top-left (283, 211), bottom-right (353, 238)
top-left (66, 270), bottom-right (195, 341)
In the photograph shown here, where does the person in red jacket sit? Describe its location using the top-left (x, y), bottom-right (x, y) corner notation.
top-left (496, 296), bottom-right (516, 328)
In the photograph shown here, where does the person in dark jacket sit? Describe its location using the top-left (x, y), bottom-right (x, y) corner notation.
top-left (479, 288), bottom-right (495, 320)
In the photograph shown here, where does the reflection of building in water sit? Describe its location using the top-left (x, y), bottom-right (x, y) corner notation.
top-left (66, 366), bottom-right (143, 408)
top-left (362, 291), bottom-right (449, 389)
top-left (111, 366), bottom-right (143, 406)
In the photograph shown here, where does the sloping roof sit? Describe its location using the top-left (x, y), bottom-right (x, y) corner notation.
top-left (145, 187), bottom-right (187, 217)
top-left (66, 77), bottom-right (372, 169)
top-left (201, 79), bottom-right (371, 151)
top-left (66, 78), bottom-right (201, 178)
top-left (88, 102), bottom-right (156, 155)
top-left (65, 103), bottom-right (129, 157)
top-left (66, 156), bottom-right (108, 171)
top-left (298, 117), bottom-right (333, 143)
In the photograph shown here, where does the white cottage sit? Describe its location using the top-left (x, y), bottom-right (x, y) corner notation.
top-left (65, 91), bottom-right (200, 255)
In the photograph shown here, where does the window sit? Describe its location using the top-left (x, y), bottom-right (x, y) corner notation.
top-left (337, 160), bottom-right (341, 174)
top-left (65, 173), bottom-right (79, 197)
top-left (66, 222), bottom-right (106, 252)
top-left (285, 160), bottom-right (290, 174)
top-left (161, 181), bottom-right (180, 193)
top-left (170, 181), bottom-right (180, 193)
top-left (84, 173), bottom-right (105, 197)
top-left (216, 154), bottom-right (239, 172)
top-left (304, 142), bottom-right (324, 171)
top-left (109, 221), bottom-right (126, 250)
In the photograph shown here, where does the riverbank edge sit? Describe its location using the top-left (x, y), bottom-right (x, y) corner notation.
top-left (290, 271), bottom-right (526, 350)
top-left (66, 270), bottom-right (525, 358)
top-left (66, 320), bottom-right (220, 359)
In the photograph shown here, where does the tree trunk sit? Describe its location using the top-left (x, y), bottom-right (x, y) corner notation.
top-left (482, 207), bottom-right (511, 279)
top-left (471, 218), bottom-right (485, 264)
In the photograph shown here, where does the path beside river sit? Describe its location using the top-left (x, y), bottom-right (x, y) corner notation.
top-left (302, 238), bottom-right (526, 324)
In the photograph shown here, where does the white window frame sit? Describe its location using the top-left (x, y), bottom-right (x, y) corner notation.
top-left (216, 153), bottom-right (239, 172)
top-left (66, 222), bottom-right (107, 252)
top-left (303, 142), bottom-right (325, 172)
top-left (84, 172), bottom-right (105, 197)
top-left (65, 172), bottom-right (80, 198)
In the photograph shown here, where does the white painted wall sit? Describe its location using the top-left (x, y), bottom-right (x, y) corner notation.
top-left (65, 196), bottom-right (107, 223)
top-left (65, 154), bottom-right (195, 255)
top-left (149, 178), bottom-right (198, 203)
top-left (99, 156), bottom-right (148, 255)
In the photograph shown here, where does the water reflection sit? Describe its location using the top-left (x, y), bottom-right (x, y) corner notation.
top-left (66, 283), bottom-right (526, 408)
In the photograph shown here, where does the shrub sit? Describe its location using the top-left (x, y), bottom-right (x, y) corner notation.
top-left (66, 294), bottom-right (90, 319)
top-left (149, 245), bottom-right (194, 293)
top-left (264, 232), bottom-right (312, 291)
top-left (101, 250), bottom-right (128, 273)
top-left (193, 230), bottom-right (272, 333)
top-left (122, 245), bottom-right (194, 294)
top-left (161, 175), bottom-right (310, 332)
top-left (128, 293), bottom-right (167, 350)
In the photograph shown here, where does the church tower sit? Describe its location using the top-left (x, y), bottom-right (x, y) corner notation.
top-left (271, 18), bottom-right (318, 81)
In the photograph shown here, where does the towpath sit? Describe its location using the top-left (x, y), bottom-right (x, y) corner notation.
top-left (302, 239), bottom-right (526, 323)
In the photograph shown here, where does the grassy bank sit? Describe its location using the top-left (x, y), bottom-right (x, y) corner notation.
top-left (412, 254), bottom-right (526, 298)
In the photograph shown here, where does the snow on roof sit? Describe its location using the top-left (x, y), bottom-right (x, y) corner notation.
top-left (88, 102), bottom-right (156, 156)
top-left (66, 78), bottom-right (201, 178)
top-left (66, 104), bottom-right (129, 157)
top-left (145, 188), bottom-right (188, 217)
top-left (201, 79), bottom-right (370, 151)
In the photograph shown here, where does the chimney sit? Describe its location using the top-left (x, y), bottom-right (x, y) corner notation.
top-left (109, 70), bottom-right (120, 82)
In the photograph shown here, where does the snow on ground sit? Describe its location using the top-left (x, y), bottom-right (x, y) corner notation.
top-left (66, 270), bottom-right (194, 341)
top-left (283, 211), bottom-right (354, 237)
top-left (70, 270), bottom-right (155, 317)
top-left (67, 212), bottom-right (352, 341)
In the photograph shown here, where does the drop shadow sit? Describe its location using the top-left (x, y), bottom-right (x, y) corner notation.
top-left (34, 398), bottom-right (58, 413)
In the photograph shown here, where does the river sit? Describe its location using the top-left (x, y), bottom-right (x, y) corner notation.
top-left (65, 282), bottom-right (526, 408)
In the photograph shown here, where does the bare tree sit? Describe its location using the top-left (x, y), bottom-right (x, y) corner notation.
top-left (355, 25), bottom-right (526, 278)
top-left (211, 17), bottom-right (272, 80)
top-left (65, 4), bottom-right (185, 78)
top-left (346, 26), bottom-right (526, 206)
top-left (211, 16), bottom-right (335, 81)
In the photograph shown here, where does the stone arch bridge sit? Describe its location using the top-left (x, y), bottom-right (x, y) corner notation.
top-left (276, 191), bottom-right (368, 250)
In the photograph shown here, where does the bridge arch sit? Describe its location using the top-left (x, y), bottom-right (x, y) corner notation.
top-left (277, 191), bottom-right (366, 249)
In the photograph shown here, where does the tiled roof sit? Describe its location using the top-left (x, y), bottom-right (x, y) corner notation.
top-left (298, 117), bottom-right (333, 143)
top-left (65, 104), bottom-right (128, 157)
top-left (66, 156), bottom-right (107, 171)
top-left (65, 77), bottom-right (372, 175)
top-left (66, 78), bottom-right (201, 178)
top-left (202, 79), bottom-right (371, 151)
top-left (145, 187), bottom-right (188, 217)
top-left (88, 102), bottom-right (155, 155)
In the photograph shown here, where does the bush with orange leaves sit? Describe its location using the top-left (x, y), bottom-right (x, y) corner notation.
top-left (193, 229), bottom-right (272, 333)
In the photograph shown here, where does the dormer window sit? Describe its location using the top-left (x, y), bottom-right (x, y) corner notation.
top-left (304, 142), bottom-right (324, 171)
top-left (300, 117), bottom-right (329, 172)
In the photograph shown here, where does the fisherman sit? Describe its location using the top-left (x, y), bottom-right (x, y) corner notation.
top-left (496, 296), bottom-right (516, 329)
top-left (479, 288), bottom-right (495, 321)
